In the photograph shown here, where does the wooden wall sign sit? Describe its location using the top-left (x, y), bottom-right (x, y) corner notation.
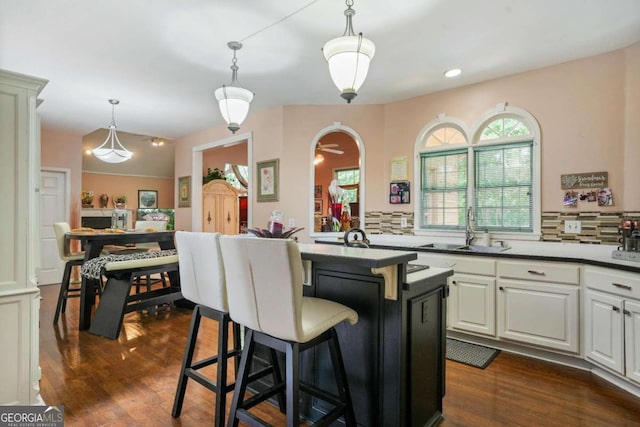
top-left (561, 171), bottom-right (608, 189)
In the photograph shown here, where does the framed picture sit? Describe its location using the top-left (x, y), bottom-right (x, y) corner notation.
top-left (138, 190), bottom-right (158, 209)
top-left (314, 199), bottom-right (323, 215)
top-left (314, 185), bottom-right (322, 199)
top-left (257, 159), bottom-right (279, 202)
top-left (390, 181), bottom-right (410, 204)
top-left (178, 176), bottom-right (191, 207)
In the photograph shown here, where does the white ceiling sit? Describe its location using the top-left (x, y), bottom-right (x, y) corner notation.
top-left (1, 0), bottom-right (639, 140)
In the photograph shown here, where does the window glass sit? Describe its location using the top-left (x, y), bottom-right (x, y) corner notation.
top-left (425, 126), bottom-right (466, 148)
top-left (420, 150), bottom-right (467, 228)
top-left (335, 168), bottom-right (359, 203)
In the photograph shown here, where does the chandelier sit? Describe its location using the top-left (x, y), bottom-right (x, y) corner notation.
top-left (322, 0), bottom-right (375, 103)
top-left (92, 99), bottom-right (133, 163)
top-left (215, 41), bottom-right (254, 133)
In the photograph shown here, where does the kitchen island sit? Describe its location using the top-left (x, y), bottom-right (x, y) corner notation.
top-left (296, 244), bottom-right (453, 427)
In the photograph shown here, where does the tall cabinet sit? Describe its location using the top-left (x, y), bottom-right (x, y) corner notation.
top-left (0, 69), bottom-right (48, 405)
top-left (202, 179), bottom-right (244, 234)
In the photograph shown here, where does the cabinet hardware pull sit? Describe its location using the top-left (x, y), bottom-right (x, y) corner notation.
top-left (451, 280), bottom-right (457, 285)
top-left (499, 286), bottom-right (504, 291)
top-left (527, 270), bottom-right (545, 276)
top-left (227, 212), bottom-right (231, 223)
top-left (612, 306), bottom-right (620, 312)
top-left (623, 309), bottom-right (631, 316)
top-left (207, 211), bottom-right (212, 224)
top-left (612, 282), bottom-right (632, 290)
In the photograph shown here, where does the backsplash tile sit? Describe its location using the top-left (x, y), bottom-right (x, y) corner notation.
top-left (364, 210), bottom-right (639, 245)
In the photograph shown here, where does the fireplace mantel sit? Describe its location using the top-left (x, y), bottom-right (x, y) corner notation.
top-left (81, 208), bottom-right (133, 229)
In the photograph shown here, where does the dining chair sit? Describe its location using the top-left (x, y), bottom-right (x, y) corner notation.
top-left (52, 222), bottom-right (102, 324)
top-left (133, 220), bottom-right (169, 293)
top-left (171, 231), bottom-right (241, 427)
top-left (219, 236), bottom-right (358, 426)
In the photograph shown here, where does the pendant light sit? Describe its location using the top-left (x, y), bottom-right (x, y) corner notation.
top-left (215, 41), bottom-right (254, 134)
top-left (92, 99), bottom-right (133, 163)
top-left (322, 0), bottom-right (375, 103)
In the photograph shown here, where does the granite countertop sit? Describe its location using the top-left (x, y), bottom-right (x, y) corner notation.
top-left (314, 235), bottom-right (640, 273)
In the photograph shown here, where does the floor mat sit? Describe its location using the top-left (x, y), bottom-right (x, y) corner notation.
top-left (446, 338), bottom-right (500, 369)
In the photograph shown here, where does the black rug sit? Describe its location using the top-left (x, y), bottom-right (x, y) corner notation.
top-left (446, 338), bottom-right (500, 369)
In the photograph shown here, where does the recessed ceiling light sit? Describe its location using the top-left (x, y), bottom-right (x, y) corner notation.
top-left (444, 68), bottom-right (462, 78)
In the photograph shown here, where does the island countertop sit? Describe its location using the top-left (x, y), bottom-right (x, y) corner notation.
top-left (297, 242), bottom-right (417, 268)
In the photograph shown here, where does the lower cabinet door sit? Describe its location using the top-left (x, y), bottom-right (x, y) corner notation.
top-left (448, 273), bottom-right (495, 336)
top-left (624, 299), bottom-right (640, 383)
top-left (585, 289), bottom-right (624, 374)
top-left (497, 279), bottom-right (579, 353)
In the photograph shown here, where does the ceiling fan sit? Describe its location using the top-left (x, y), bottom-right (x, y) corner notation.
top-left (316, 142), bottom-right (344, 155)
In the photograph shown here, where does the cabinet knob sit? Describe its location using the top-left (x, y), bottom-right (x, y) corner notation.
top-left (623, 309), bottom-right (631, 316)
top-left (207, 211), bottom-right (212, 224)
top-left (499, 286), bottom-right (504, 291)
top-left (451, 280), bottom-right (457, 285)
top-left (612, 306), bottom-right (620, 312)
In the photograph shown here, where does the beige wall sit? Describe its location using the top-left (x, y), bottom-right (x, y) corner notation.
top-left (82, 172), bottom-right (174, 213)
top-left (175, 44), bottom-right (640, 238)
top-left (40, 128), bottom-right (83, 208)
top-left (202, 142), bottom-right (248, 176)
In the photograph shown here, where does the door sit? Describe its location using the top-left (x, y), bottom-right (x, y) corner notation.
top-left (624, 299), bottom-right (640, 383)
top-left (585, 289), bottom-right (624, 374)
top-left (497, 279), bottom-right (579, 352)
top-left (448, 273), bottom-right (495, 336)
top-left (38, 169), bottom-right (68, 285)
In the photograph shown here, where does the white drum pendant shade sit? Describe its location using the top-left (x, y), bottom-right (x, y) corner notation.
top-left (323, 34), bottom-right (375, 102)
top-left (215, 85), bottom-right (254, 133)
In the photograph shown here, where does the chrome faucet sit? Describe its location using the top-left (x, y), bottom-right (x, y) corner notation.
top-left (465, 206), bottom-right (475, 246)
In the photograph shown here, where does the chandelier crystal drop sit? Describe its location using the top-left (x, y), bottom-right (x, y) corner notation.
top-left (91, 99), bottom-right (133, 163)
top-left (215, 41), bottom-right (254, 134)
top-left (322, 0), bottom-right (375, 103)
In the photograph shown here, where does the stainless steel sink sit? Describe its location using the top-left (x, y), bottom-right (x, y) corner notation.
top-left (418, 243), bottom-right (508, 253)
top-left (456, 245), bottom-right (509, 253)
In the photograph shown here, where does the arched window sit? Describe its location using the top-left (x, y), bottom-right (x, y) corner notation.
top-left (417, 120), bottom-right (469, 229)
top-left (416, 107), bottom-right (540, 236)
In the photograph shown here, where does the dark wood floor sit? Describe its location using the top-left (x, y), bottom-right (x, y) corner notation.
top-left (38, 283), bottom-right (640, 426)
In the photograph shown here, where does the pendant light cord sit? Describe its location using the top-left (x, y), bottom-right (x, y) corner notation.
top-left (239, 0), bottom-right (322, 42)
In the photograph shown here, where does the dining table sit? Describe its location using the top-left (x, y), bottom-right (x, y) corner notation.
top-left (66, 229), bottom-right (177, 330)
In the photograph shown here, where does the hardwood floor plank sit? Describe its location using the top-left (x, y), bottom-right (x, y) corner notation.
top-left (38, 283), bottom-right (640, 426)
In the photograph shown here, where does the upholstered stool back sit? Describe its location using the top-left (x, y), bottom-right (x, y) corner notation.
top-left (174, 231), bottom-right (227, 312)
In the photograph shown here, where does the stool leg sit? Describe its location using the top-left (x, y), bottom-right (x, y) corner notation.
top-left (53, 261), bottom-right (73, 324)
top-left (214, 314), bottom-right (230, 427)
top-left (328, 328), bottom-right (356, 426)
top-left (267, 348), bottom-right (286, 413)
top-left (172, 305), bottom-right (202, 417)
top-left (227, 329), bottom-right (256, 427)
top-left (285, 342), bottom-right (300, 427)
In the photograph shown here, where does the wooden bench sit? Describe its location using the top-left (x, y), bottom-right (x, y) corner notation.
top-left (84, 252), bottom-right (181, 339)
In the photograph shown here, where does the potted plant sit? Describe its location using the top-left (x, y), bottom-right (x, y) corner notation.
top-left (113, 195), bottom-right (127, 209)
top-left (203, 167), bottom-right (225, 184)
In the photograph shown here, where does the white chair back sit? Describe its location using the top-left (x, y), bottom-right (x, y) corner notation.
top-left (135, 220), bottom-right (168, 231)
top-left (220, 236), bottom-right (304, 342)
top-left (175, 231), bottom-right (227, 312)
top-left (53, 222), bottom-right (73, 261)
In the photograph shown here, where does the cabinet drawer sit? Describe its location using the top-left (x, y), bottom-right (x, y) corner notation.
top-left (584, 266), bottom-right (640, 299)
top-left (497, 260), bottom-right (579, 285)
top-left (416, 253), bottom-right (495, 276)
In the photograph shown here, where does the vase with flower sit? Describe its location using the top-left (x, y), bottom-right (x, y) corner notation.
top-left (113, 195), bottom-right (127, 209)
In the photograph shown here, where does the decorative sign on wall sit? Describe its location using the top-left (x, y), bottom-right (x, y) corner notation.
top-left (561, 171), bottom-right (613, 208)
top-left (561, 171), bottom-right (608, 189)
top-left (390, 156), bottom-right (408, 181)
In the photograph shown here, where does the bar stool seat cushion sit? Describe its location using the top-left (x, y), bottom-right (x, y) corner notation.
top-left (300, 297), bottom-right (357, 343)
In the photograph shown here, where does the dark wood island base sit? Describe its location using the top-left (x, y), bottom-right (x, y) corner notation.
top-left (298, 244), bottom-right (452, 426)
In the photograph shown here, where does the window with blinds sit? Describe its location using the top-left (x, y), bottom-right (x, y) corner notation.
top-left (420, 150), bottom-right (467, 229)
top-left (474, 141), bottom-right (533, 231)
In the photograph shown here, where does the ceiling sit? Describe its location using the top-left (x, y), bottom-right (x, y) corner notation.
top-left (1, 0), bottom-right (639, 140)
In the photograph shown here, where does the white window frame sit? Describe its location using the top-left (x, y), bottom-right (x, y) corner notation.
top-left (413, 105), bottom-right (541, 241)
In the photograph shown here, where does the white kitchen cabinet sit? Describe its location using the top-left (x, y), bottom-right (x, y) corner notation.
top-left (497, 260), bottom-right (580, 353)
top-left (416, 253), bottom-right (496, 336)
top-left (449, 274), bottom-right (496, 336)
top-left (0, 69), bottom-right (47, 404)
top-left (584, 266), bottom-right (640, 384)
